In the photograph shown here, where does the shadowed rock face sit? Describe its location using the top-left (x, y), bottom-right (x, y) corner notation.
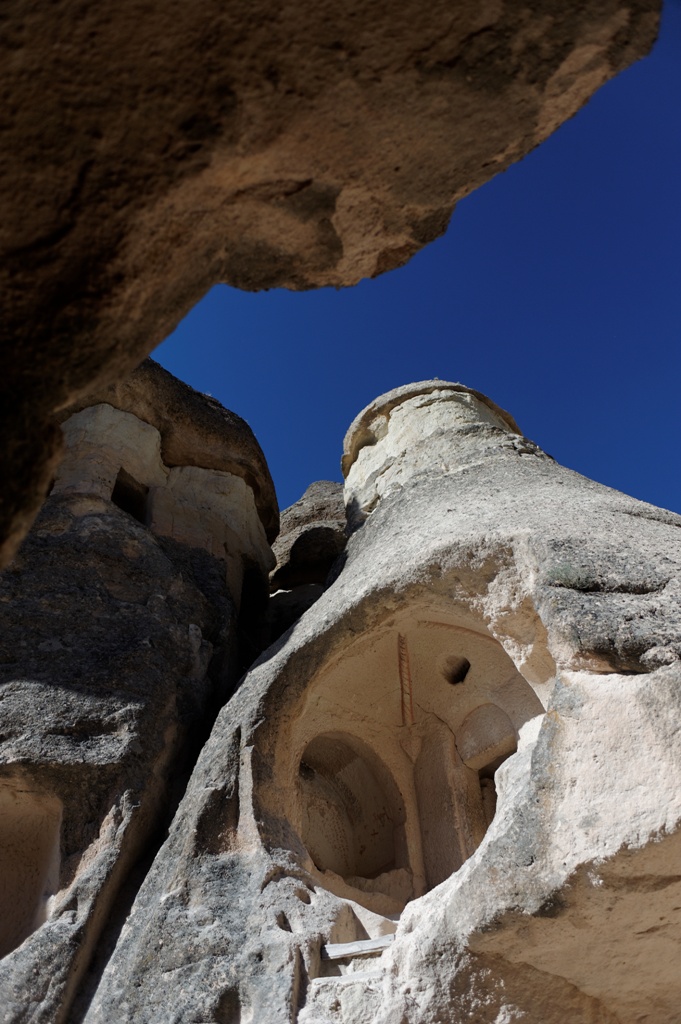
top-left (271, 481), bottom-right (346, 591)
top-left (266, 480), bottom-right (346, 646)
top-left (0, 493), bottom-right (236, 1024)
top-left (0, 368), bottom-right (281, 1023)
top-left (72, 382), bottom-right (681, 1024)
top-left (0, 0), bottom-right (660, 566)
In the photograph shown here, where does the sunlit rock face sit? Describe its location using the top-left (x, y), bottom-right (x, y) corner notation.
top-left (80, 381), bottom-right (681, 1024)
top-left (0, 0), bottom-right (660, 567)
top-left (60, 358), bottom-right (279, 544)
top-left (0, 367), bottom-right (277, 1024)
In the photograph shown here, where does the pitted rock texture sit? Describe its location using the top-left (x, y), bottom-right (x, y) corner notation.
top-left (271, 480), bottom-right (346, 591)
top-left (0, 0), bottom-right (660, 566)
top-left (0, 491), bottom-right (235, 1024)
top-left (77, 382), bottom-right (681, 1024)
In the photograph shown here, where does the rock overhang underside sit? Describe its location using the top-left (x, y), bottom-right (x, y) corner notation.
top-left (0, 0), bottom-right (662, 566)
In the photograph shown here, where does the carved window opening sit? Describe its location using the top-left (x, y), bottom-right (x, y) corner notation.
top-left (442, 655), bottom-right (470, 685)
top-left (111, 468), bottom-right (149, 524)
top-left (0, 785), bottom-right (62, 958)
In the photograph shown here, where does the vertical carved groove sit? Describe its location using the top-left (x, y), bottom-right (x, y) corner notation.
top-left (398, 633), bottom-right (414, 727)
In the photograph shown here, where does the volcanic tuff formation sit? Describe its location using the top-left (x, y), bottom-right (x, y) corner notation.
top-left (0, 366), bottom-right (277, 1023)
top-left (3, 375), bottom-right (679, 1023)
top-left (0, 5), bottom-right (673, 1015)
top-left (0, 0), bottom-right (661, 567)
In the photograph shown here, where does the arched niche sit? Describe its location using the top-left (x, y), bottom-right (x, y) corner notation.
top-left (279, 608), bottom-right (544, 911)
top-left (298, 733), bottom-right (407, 886)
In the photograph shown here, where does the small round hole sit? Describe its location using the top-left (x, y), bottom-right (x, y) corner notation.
top-left (442, 656), bottom-right (470, 685)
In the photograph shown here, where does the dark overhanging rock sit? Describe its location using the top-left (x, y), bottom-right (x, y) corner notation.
top-left (0, 0), bottom-right (660, 567)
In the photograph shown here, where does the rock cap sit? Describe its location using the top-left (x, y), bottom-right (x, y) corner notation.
top-left (342, 380), bottom-right (522, 478)
top-left (63, 359), bottom-right (279, 541)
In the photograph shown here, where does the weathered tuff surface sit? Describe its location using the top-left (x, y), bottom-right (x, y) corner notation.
top-left (0, 492), bottom-right (235, 1024)
top-left (51, 359), bottom-right (277, 609)
top-left (0, 368), bottom-right (280, 1024)
top-left (0, 0), bottom-right (660, 567)
top-left (271, 480), bottom-right (346, 591)
top-left (79, 382), bottom-right (681, 1024)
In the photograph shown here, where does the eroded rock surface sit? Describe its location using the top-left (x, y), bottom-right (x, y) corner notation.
top-left (53, 360), bottom-right (277, 607)
top-left (78, 381), bottom-right (681, 1024)
top-left (0, 0), bottom-right (660, 566)
top-left (0, 493), bottom-right (234, 1024)
top-left (0, 370), bottom-right (278, 1024)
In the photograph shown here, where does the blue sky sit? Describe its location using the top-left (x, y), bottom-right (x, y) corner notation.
top-left (158, 1), bottom-right (681, 515)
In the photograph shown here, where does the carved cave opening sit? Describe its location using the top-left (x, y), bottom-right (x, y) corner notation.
top-left (0, 784), bottom-right (62, 959)
top-left (290, 617), bottom-right (543, 912)
top-left (111, 468), bottom-right (149, 525)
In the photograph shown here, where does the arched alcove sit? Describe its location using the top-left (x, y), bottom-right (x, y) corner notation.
top-left (282, 609), bottom-right (544, 912)
top-left (298, 733), bottom-right (406, 884)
